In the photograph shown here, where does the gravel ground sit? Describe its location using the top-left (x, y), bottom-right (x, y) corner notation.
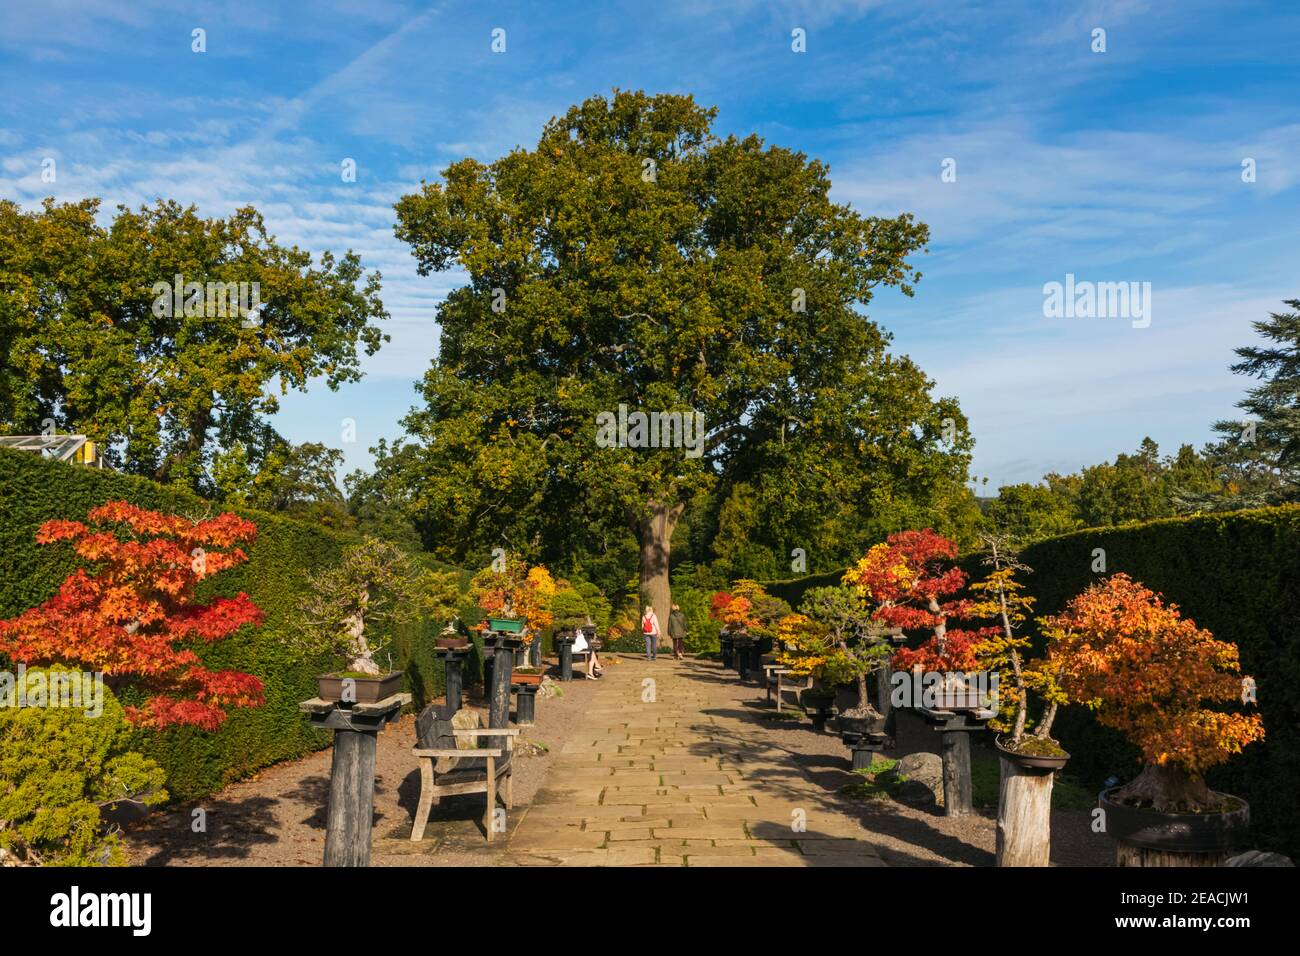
top-left (125, 659), bottom-right (615, 867)
top-left (711, 680), bottom-right (1112, 867)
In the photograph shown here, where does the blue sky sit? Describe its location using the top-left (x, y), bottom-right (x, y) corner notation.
top-left (2, 0), bottom-right (1298, 489)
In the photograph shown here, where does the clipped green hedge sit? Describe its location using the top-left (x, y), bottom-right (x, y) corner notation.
top-left (0, 448), bottom-right (472, 802)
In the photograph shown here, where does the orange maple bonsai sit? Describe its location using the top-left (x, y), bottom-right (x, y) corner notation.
top-left (0, 501), bottom-right (265, 730)
top-left (1042, 573), bottom-right (1264, 812)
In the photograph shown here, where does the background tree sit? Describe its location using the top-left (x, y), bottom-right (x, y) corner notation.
top-left (0, 198), bottom-right (388, 493)
top-left (1205, 298), bottom-right (1300, 506)
top-left (0, 501), bottom-right (265, 730)
top-left (215, 439), bottom-right (353, 529)
top-left (390, 90), bottom-right (962, 628)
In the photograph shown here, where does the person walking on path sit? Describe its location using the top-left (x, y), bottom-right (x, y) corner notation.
top-left (668, 603), bottom-right (687, 660)
top-left (641, 605), bottom-right (661, 660)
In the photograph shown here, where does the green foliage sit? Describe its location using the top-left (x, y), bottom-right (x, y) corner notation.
top-left (0, 448), bottom-right (466, 802)
top-left (0, 198), bottom-right (388, 494)
top-left (387, 89), bottom-right (960, 618)
top-left (0, 667), bottom-right (167, 866)
top-left (665, 587), bottom-right (714, 653)
top-left (216, 440), bottom-right (353, 531)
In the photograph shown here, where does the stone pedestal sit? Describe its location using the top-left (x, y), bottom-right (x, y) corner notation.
top-left (513, 683), bottom-right (539, 725)
top-left (433, 643), bottom-right (472, 714)
top-left (554, 633), bottom-right (575, 681)
top-left (299, 693), bottom-right (410, 867)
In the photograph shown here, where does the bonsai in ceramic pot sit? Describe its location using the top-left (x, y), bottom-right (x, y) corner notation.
top-left (291, 537), bottom-right (460, 705)
top-left (1044, 573), bottom-right (1264, 866)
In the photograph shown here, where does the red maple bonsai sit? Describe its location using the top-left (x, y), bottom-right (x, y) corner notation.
top-left (847, 529), bottom-right (994, 675)
top-left (1043, 573), bottom-right (1264, 812)
top-left (0, 501), bottom-right (265, 730)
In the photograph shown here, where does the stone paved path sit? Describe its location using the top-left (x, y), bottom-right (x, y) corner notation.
top-left (503, 655), bottom-right (886, 866)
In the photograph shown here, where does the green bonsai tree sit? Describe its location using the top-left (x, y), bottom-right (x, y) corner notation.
top-left (291, 537), bottom-right (461, 675)
top-left (800, 585), bottom-right (890, 719)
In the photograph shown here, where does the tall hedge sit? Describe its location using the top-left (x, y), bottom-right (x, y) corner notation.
top-left (761, 506), bottom-right (1300, 856)
top-left (0, 448), bottom-right (472, 802)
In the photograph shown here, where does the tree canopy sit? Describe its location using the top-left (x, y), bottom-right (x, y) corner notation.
top-left (388, 90), bottom-right (972, 620)
top-left (0, 198), bottom-right (388, 494)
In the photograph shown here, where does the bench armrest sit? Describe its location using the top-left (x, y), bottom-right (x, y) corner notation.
top-left (413, 747), bottom-right (506, 759)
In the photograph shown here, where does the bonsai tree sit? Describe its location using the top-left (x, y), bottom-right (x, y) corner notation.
top-left (800, 585), bottom-right (890, 719)
top-left (847, 529), bottom-right (994, 675)
top-left (729, 580), bottom-right (791, 641)
top-left (0, 666), bottom-right (167, 866)
top-left (469, 555), bottom-right (556, 645)
top-left (0, 501), bottom-right (265, 730)
top-left (968, 536), bottom-right (1068, 755)
top-left (775, 612), bottom-right (834, 682)
top-left (709, 590), bottom-right (760, 635)
top-left (292, 536), bottom-right (461, 676)
top-left (1043, 573), bottom-right (1265, 811)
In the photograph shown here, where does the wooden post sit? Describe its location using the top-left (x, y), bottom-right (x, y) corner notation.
top-left (435, 645), bottom-right (470, 714)
top-left (996, 757), bottom-right (1055, 866)
top-left (299, 694), bottom-right (408, 868)
top-left (940, 727), bottom-right (974, 816)
top-left (324, 727), bottom-right (377, 867)
top-left (486, 635), bottom-right (520, 751)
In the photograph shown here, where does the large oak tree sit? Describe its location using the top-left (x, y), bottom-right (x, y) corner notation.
top-left (391, 91), bottom-right (969, 623)
top-left (0, 198), bottom-right (387, 493)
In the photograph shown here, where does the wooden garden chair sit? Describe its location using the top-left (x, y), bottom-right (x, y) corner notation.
top-left (765, 662), bottom-right (811, 711)
top-left (410, 703), bottom-right (517, 843)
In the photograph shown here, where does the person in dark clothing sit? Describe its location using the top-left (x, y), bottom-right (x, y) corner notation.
top-left (668, 603), bottom-right (687, 660)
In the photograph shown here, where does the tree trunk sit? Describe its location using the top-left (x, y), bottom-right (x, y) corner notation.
top-left (996, 757), bottom-right (1054, 866)
top-left (637, 501), bottom-right (682, 651)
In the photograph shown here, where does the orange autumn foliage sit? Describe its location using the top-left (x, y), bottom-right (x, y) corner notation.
top-left (0, 501), bottom-right (265, 730)
top-left (1043, 573), bottom-right (1263, 776)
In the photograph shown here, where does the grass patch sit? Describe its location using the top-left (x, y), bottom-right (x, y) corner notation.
top-left (839, 758), bottom-right (904, 801)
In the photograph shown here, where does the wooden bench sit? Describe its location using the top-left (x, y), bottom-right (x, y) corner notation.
top-left (571, 626), bottom-right (601, 677)
top-left (410, 703), bottom-right (518, 843)
top-left (764, 661), bottom-right (811, 711)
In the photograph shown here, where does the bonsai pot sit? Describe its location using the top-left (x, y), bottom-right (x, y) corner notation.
top-left (435, 637), bottom-right (470, 649)
top-left (836, 712), bottom-right (888, 737)
top-left (800, 688), bottom-right (835, 709)
top-left (1099, 787), bottom-right (1251, 854)
top-left (317, 671), bottom-right (402, 705)
top-left (487, 616), bottom-right (526, 634)
top-left (512, 668), bottom-right (545, 686)
top-left (995, 736), bottom-right (1071, 771)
